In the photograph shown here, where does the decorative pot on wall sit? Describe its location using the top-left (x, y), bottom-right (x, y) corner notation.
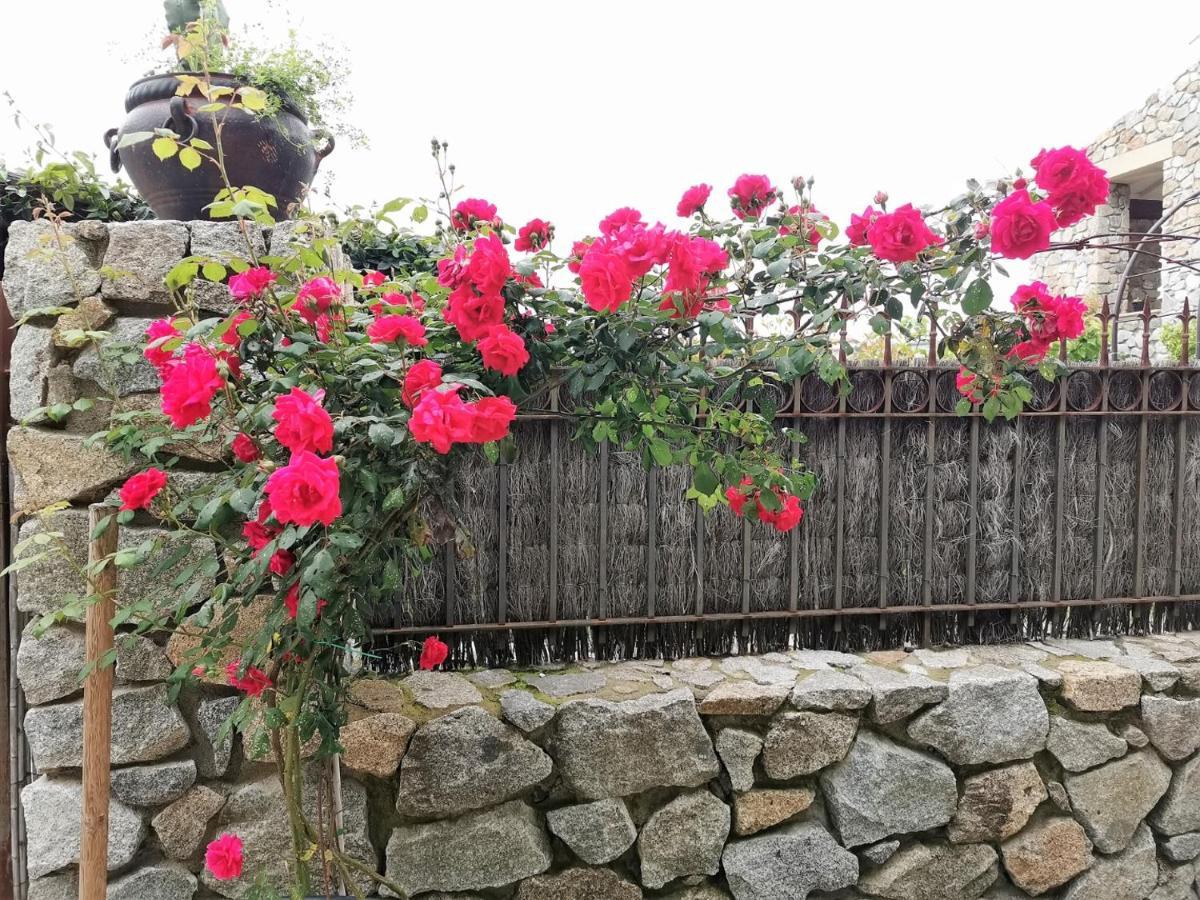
top-left (104, 72), bottom-right (333, 221)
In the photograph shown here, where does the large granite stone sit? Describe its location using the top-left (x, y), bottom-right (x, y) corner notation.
top-left (1140, 695), bottom-right (1200, 761)
top-left (340, 712), bottom-right (415, 778)
top-left (3, 220), bottom-right (103, 316)
top-left (107, 861), bottom-right (197, 900)
top-left (51, 294), bottom-right (115, 349)
top-left (401, 670), bottom-right (483, 708)
top-left (761, 711), bottom-right (857, 779)
top-left (1151, 753), bottom-right (1200, 835)
top-left (383, 800), bottom-right (552, 896)
top-left (732, 787), bottom-right (814, 836)
top-left (17, 622), bottom-right (172, 705)
top-left (397, 706), bottom-right (551, 818)
top-left (1148, 859), bottom-right (1196, 900)
top-left (9, 426), bottom-right (135, 516)
top-left (857, 841), bottom-right (999, 900)
top-left (152, 784), bottom-right (225, 860)
top-left (110, 758), bottom-right (196, 807)
top-left (1000, 816), bottom-right (1094, 895)
top-left (908, 665), bottom-right (1048, 765)
top-left (100, 221), bottom-right (188, 302)
top-left (1113, 655), bottom-right (1181, 692)
top-left (1045, 714), bottom-right (1128, 772)
top-left (72, 315), bottom-right (162, 396)
top-left (1161, 832), bottom-right (1200, 863)
top-left (1064, 749), bottom-right (1172, 852)
top-left (1057, 659), bottom-right (1142, 712)
top-left (27, 873), bottom-right (78, 900)
top-left (22, 775), bottom-right (146, 878)
top-left (515, 867), bottom-right (642, 900)
top-left (698, 681), bottom-right (790, 716)
top-left (854, 665), bottom-right (948, 723)
top-left (189, 220), bottom-right (267, 264)
top-left (638, 789), bottom-right (730, 889)
top-left (1060, 822), bottom-right (1158, 900)
top-left (10, 324), bottom-right (53, 423)
top-left (553, 690), bottom-right (719, 799)
top-left (948, 762), bottom-right (1048, 843)
top-left (721, 821), bottom-right (858, 900)
top-left (820, 730), bottom-right (957, 847)
top-left (25, 683), bottom-right (190, 769)
top-left (545, 798), bottom-right (637, 864)
top-left (789, 668), bottom-right (871, 711)
top-left (532, 671), bottom-right (607, 697)
top-left (716, 727), bottom-right (762, 792)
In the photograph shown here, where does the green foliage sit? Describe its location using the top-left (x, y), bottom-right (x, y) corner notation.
top-left (0, 157), bottom-right (149, 226)
top-left (1159, 320), bottom-right (1184, 361)
top-left (337, 214), bottom-right (437, 276)
top-left (1067, 316), bottom-right (1101, 362)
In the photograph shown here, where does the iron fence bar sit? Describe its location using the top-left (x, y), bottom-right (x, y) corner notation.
top-left (740, 400), bottom-right (753, 641)
top-left (1171, 301), bottom-right (1192, 631)
top-left (497, 464), bottom-right (509, 632)
top-left (547, 387), bottom-right (560, 656)
top-left (1092, 304), bottom-right (1113, 636)
top-left (966, 402), bottom-right (980, 630)
top-left (1133, 306), bottom-right (1153, 627)
top-left (833, 392), bottom-right (846, 635)
top-left (646, 465), bottom-right (659, 651)
top-left (1052, 340), bottom-right (1069, 633)
top-left (1008, 416), bottom-right (1024, 627)
top-left (878, 349), bottom-right (893, 635)
top-left (443, 544), bottom-right (456, 629)
top-left (921, 317), bottom-right (937, 646)
top-left (787, 378), bottom-right (801, 645)
top-left (598, 439), bottom-right (609, 653)
top-left (370, 592), bottom-right (1200, 635)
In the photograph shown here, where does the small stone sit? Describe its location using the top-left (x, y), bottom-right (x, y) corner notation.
top-left (516, 867), bottom-right (641, 900)
top-left (820, 730), bottom-right (957, 847)
top-left (468, 668), bottom-right (516, 688)
top-left (908, 665), bottom-right (1049, 765)
top-left (51, 295), bottom-right (115, 348)
top-left (553, 690), bottom-right (719, 799)
top-left (1060, 822), bottom-right (1157, 900)
top-left (401, 670), bottom-right (483, 708)
top-left (638, 789), bottom-right (730, 889)
top-left (340, 712), bottom-right (415, 778)
top-left (1064, 750), bottom-right (1172, 852)
top-left (9, 426), bottom-right (134, 516)
top-left (106, 862), bottom-right (197, 900)
top-left (3, 220), bottom-right (102, 316)
top-left (674, 668), bottom-right (726, 689)
top-left (854, 665), bottom-right (948, 723)
top-left (1120, 723), bottom-right (1149, 747)
top-left (1140, 695), bottom-right (1200, 761)
top-left (27, 872), bottom-right (77, 900)
top-left (698, 680), bottom-right (790, 716)
top-left (914, 648), bottom-right (974, 668)
top-left (732, 787), bottom-right (814, 836)
top-left (397, 706), bottom-right (552, 818)
top-left (720, 657), bottom-right (798, 685)
top-left (22, 775), bottom-right (145, 878)
top-left (1148, 859), bottom-right (1196, 900)
top-left (1000, 816), bottom-right (1094, 896)
top-left (789, 669), bottom-right (871, 711)
top-left (189, 219), bottom-right (266, 264)
top-left (761, 711), bottom-right (858, 779)
top-left (788, 649), bottom-right (864, 669)
top-left (101, 221), bottom-right (188, 302)
top-left (1044, 638), bottom-right (1122, 659)
top-left (1046, 781), bottom-right (1072, 813)
top-left (1161, 832), bottom-right (1200, 862)
top-left (857, 841), bottom-right (999, 900)
top-left (862, 839), bottom-right (902, 865)
top-left (152, 784), bottom-right (225, 859)
top-left (1112, 655), bottom-right (1180, 692)
top-left (192, 695), bottom-right (240, 777)
top-left (722, 821), bottom-right (858, 900)
top-left (1150, 753), bottom-right (1200, 835)
top-left (114, 632), bottom-right (173, 681)
top-left (9, 324), bottom-right (53, 423)
top-left (534, 671), bottom-right (607, 697)
top-left (501, 689), bottom-right (556, 733)
top-left (1045, 715), bottom-right (1128, 772)
top-left (546, 798), bottom-right (637, 864)
top-left (715, 727), bottom-right (762, 792)
top-left (948, 762), bottom-right (1047, 843)
top-left (110, 759), bottom-right (196, 807)
top-left (1057, 659), bottom-right (1142, 712)
top-left (383, 800), bottom-right (552, 896)
top-left (657, 883), bottom-right (730, 900)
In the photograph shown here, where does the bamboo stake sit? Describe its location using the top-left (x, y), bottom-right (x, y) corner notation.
top-left (79, 505), bottom-right (118, 900)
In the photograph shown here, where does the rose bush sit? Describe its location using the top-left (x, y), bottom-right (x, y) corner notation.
top-left (20, 128), bottom-right (1110, 896)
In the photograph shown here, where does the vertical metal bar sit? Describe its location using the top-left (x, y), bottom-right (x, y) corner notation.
top-left (598, 439), bottom-right (609, 655)
top-left (966, 406), bottom-right (979, 630)
top-left (832, 299), bottom-right (848, 636)
top-left (443, 544), bottom-right (456, 628)
top-left (645, 465), bottom-right (659, 653)
top-left (548, 387), bottom-right (560, 655)
top-left (921, 307), bottom-right (937, 646)
top-left (497, 464), bottom-right (509, 628)
top-left (1093, 302), bottom-right (1112, 633)
top-left (1133, 303), bottom-right (1152, 629)
top-left (787, 378), bottom-right (801, 642)
top-left (1008, 416), bottom-right (1024, 628)
top-left (878, 331), bottom-right (893, 634)
top-left (1172, 302), bottom-right (1192, 623)
top-left (740, 400), bottom-right (754, 642)
top-left (1052, 339), bottom-right (1069, 634)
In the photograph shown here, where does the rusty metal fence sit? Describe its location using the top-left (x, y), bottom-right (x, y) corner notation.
top-left (368, 299), bottom-right (1200, 666)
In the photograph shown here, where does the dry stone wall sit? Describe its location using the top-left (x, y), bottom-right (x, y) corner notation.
top-left (15, 631), bottom-right (1200, 899)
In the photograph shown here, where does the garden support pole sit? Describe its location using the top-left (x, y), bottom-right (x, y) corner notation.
top-left (79, 505), bottom-right (118, 900)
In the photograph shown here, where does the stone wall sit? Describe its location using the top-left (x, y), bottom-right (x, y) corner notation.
top-left (14, 630), bottom-right (1200, 899)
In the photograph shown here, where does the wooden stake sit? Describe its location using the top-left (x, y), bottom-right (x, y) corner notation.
top-left (79, 505), bottom-right (118, 900)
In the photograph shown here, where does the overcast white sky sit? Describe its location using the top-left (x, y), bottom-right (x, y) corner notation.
top-left (1, 1), bottom-right (1198, 250)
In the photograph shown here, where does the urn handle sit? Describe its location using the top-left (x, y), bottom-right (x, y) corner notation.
top-left (166, 96), bottom-right (198, 143)
top-left (103, 128), bottom-right (122, 174)
top-left (313, 130), bottom-right (335, 168)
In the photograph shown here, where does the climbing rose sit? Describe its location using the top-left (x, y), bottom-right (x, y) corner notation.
top-left (451, 198), bottom-right (499, 231)
top-left (269, 548), bottom-right (295, 576)
top-left (293, 276), bottom-right (340, 324)
top-left (272, 388), bottom-right (334, 455)
top-left (605, 221), bottom-right (671, 278)
top-left (956, 368), bottom-right (982, 403)
top-left (372, 291), bottom-right (425, 315)
top-left (119, 468), bottom-right (167, 511)
top-left (221, 311), bottom-right (254, 348)
top-left (599, 207), bottom-right (644, 235)
top-left (285, 583), bottom-right (326, 620)
top-left (419, 635), bottom-right (450, 669)
top-left (402, 359), bottom-right (444, 408)
top-left (231, 432), bottom-right (260, 463)
top-left (205, 834), bottom-right (244, 881)
top-left (160, 344), bottom-right (224, 428)
top-left (578, 248), bottom-right (634, 313)
top-left (410, 387), bottom-right (474, 454)
top-left (676, 184), bottom-right (712, 217)
top-left (727, 174), bottom-right (777, 220)
top-left (1010, 282), bottom-right (1087, 348)
top-left (780, 205), bottom-right (825, 246)
top-left (1032, 146), bottom-right (1110, 227)
top-left (515, 218), bottom-right (553, 252)
top-left (368, 314), bottom-right (428, 346)
top-left (567, 239), bottom-right (592, 274)
top-left (228, 266), bottom-right (276, 301)
top-left (465, 233), bottom-right (512, 295)
top-left (242, 500), bottom-right (279, 552)
top-left (468, 396), bottom-right (517, 443)
top-left (143, 318), bottom-right (182, 374)
top-left (759, 494), bottom-right (804, 532)
top-left (725, 478), bottom-right (753, 516)
top-left (846, 206), bottom-right (879, 246)
top-left (444, 285), bottom-right (506, 342)
top-left (476, 325), bottom-right (530, 376)
top-left (436, 245), bottom-right (469, 289)
top-left (866, 204), bottom-right (942, 263)
top-left (989, 190), bottom-right (1058, 260)
top-left (226, 661), bottom-right (271, 697)
top-left (265, 451), bottom-right (342, 527)
top-left (361, 270), bottom-right (386, 288)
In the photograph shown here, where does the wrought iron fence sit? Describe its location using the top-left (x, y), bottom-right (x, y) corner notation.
top-left (368, 299), bottom-right (1200, 667)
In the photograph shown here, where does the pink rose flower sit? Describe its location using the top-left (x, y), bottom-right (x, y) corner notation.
top-left (514, 218), bottom-right (553, 252)
top-left (402, 360), bottom-right (444, 408)
top-left (119, 468), bottom-right (167, 511)
top-left (451, 198), bottom-right (500, 232)
top-left (578, 248), bottom-right (634, 313)
top-left (866, 204), bottom-right (942, 263)
top-left (846, 206), bottom-right (879, 246)
top-left (368, 314), bottom-right (428, 346)
top-left (231, 432), bottom-right (260, 463)
top-left (727, 174), bottom-right (777, 220)
top-left (410, 386), bottom-right (474, 454)
top-left (205, 833), bottom-right (244, 881)
top-left (272, 388), bottom-right (334, 455)
top-left (264, 451), bottom-right (342, 527)
top-left (477, 325), bottom-right (530, 376)
top-left (160, 344), bottom-right (224, 428)
top-left (467, 396), bottom-right (517, 443)
top-left (293, 276), bottom-right (341, 324)
top-left (144, 317), bottom-right (182, 375)
top-left (676, 184), bottom-right (712, 217)
top-left (228, 266), bottom-right (276, 302)
top-left (989, 190), bottom-right (1058, 260)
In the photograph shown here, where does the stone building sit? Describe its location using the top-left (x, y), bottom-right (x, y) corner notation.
top-left (1032, 60), bottom-right (1200, 359)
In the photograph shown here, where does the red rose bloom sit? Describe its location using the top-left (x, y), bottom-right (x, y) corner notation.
top-left (567, 239), bottom-right (593, 274)
top-left (368, 314), bottom-right (428, 346)
top-left (606, 222), bottom-right (671, 278)
top-left (579, 248), bottom-right (634, 313)
top-left (419, 635), bottom-right (450, 670)
top-left (205, 834), bottom-right (244, 881)
top-left (725, 478), bottom-right (753, 516)
top-left (515, 218), bottom-right (553, 252)
top-left (284, 582), bottom-right (327, 620)
top-left (161, 344), bottom-right (224, 428)
top-left (846, 206), bottom-right (880, 246)
top-left (265, 451), bottom-right (342, 527)
top-left (228, 267), bottom-right (276, 302)
top-left (144, 318), bottom-right (182, 374)
top-left (231, 432), bottom-right (261, 463)
top-left (269, 548), bottom-right (295, 576)
top-left (361, 270), bottom-right (386, 288)
top-left (226, 661), bottom-right (272, 697)
top-left (444, 284), bottom-right (507, 342)
top-left (119, 468), bottom-right (167, 511)
top-left (956, 368), bottom-right (982, 403)
top-left (293, 276), bottom-right (340, 324)
top-left (221, 311), bottom-right (254, 349)
top-left (410, 386), bottom-right (474, 454)
top-left (780, 205), bottom-right (824, 246)
top-left (468, 396), bottom-right (517, 443)
top-left (465, 234), bottom-right (512, 296)
top-left (727, 174), bottom-right (777, 220)
top-left (476, 325), bottom-right (530, 377)
top-left (866, 204), bottom-right (943, 263)
top-left (272, 388), bottom-right (333, 455)
top-left (599, 207), bottom-right (644, 236)
top-left (436, 245), bottom-right (469, 289)
top-left (402, 359), bottom-right (444, 408)
top-left (372, 291), bottom-right (425, 315)
top-left (676, 184), bottom-right (712, 217)
top-left (451, 198), bottom-right (500, 232)
top-left (989, 190), bottom-right (1058, 260)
